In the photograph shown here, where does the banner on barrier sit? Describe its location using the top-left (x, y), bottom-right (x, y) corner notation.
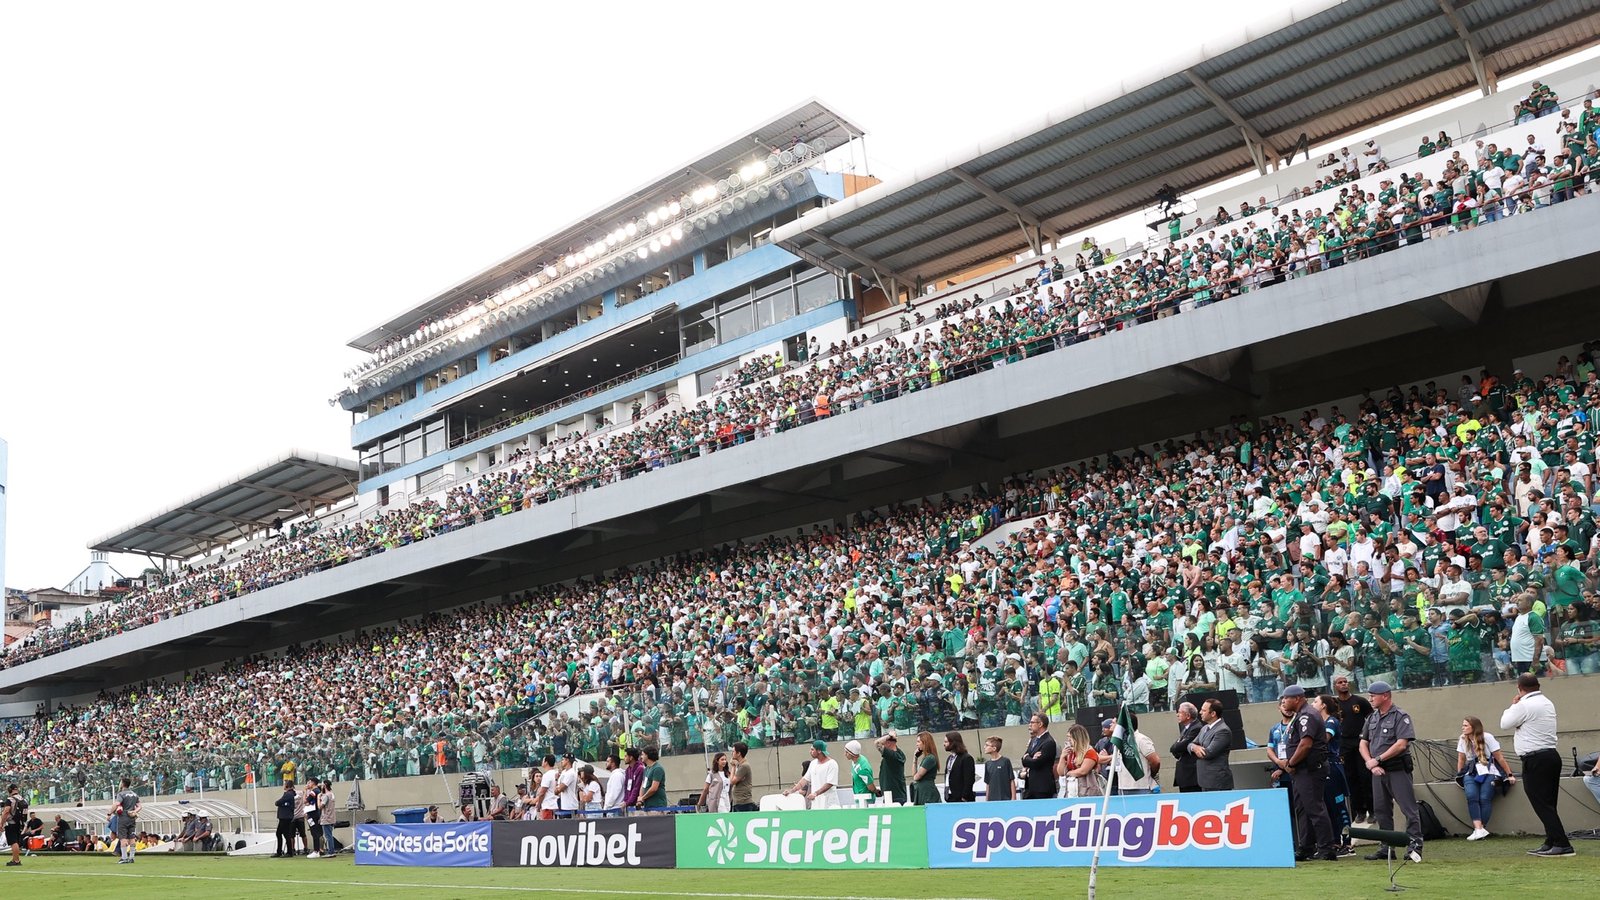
top-left (925, 789), bottom-right (1293, 868)
top-left (677, 807), bottom-right (928, 869)
top-left (491, 817), bottom-right (676, 868)
top-left (355, 822), bottom-right (492, 867)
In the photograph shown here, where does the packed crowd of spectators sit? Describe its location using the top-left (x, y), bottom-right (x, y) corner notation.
top-left (4, 95), bottom-right (1595, 676)
top-left (8, 346), bottom-right (1600, 799)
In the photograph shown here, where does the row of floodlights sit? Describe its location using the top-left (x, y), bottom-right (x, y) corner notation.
top-left (342, 145), bottom-right (814, 388)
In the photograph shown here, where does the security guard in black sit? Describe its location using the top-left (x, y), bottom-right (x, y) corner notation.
top-left (1282, 687), bottom-right (1336, 861)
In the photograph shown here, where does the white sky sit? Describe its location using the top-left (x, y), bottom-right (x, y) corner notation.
top-left (0, 0), bottom-right (1517, 589)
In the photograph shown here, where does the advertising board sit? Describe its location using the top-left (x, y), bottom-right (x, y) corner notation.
top-left (677, 807), bottom-right (927, 869)
top-left (354, 822), bottom-right (492, 867)
top-left (924, 790), bottom-right (1293, 868)
top-left (490, 816), bottom-right (676, 868)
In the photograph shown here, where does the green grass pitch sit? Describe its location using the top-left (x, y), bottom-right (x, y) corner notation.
top-left (6, 840), bottom-right (1599, 899)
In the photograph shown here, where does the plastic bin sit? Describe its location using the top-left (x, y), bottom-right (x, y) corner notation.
top-left (391, 806), bottom-right (428, 824)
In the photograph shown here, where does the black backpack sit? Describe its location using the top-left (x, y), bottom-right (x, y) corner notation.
top-left (1417, 799), bottom-right (1447, 841)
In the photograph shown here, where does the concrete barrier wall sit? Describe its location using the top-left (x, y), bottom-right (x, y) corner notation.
top-left (139, 674), bottom-right (1600, 842)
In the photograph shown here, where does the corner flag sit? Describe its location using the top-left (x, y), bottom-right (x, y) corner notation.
top-left (1109, 705), bottom-right (1144, 781)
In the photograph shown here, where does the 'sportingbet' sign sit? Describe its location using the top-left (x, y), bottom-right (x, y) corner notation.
top-left (927, 790), bottom-right (1291, 868)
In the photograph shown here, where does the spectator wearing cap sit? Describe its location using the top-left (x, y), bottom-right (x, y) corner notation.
top-left (844, 740), bottom-right (879, 802)
top-left (555, 753), bottom-right (580, 818)
top-left (176, 811), bottom-right (200, 851)
top-left (784, 740), bottom-right (839, 809)
top-left (1358, 681), bottom-right (1422, 862)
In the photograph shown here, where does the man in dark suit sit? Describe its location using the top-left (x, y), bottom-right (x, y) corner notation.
top-left (1169, 702), bottom-right (1203, 792)
top-left (1020, 713), bottom-right (1058, 799)
top-left (1189, 698), bottom-right (1235, 791)
top-left (943, 732), bottom-right (977, 802)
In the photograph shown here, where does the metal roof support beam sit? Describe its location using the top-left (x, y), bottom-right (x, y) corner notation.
top-left (808, 233), bottom-right (921, 303)
top-left (1183, 69), bottom-right (1277, 175)
top-left (1435, 0), bottom-right (1497, 96)
top-left (950, 169), bottom-right (1051, 255)
top-left (173, 507), bottom-right (277, 532)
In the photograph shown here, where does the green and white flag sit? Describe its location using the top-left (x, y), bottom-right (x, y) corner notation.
top-left (1109, 704), bottom-right (1144, 781)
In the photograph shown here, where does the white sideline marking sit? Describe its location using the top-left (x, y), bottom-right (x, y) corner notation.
top-left (16, 869), bottom-right (996, 900)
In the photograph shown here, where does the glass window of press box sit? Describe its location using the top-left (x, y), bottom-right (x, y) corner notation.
top-left (676, 264), bottom-right (838, 357)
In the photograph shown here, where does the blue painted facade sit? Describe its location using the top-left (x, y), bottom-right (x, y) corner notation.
top-left (356, 299), bottom-right (850, 494)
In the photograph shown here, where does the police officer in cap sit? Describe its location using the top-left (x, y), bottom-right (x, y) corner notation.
top-left (1358, 681), bottom-right (1422, 862)
top-left (1280, 685), bottom-right (1337, 862)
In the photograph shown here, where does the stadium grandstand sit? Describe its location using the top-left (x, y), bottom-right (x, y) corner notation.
top-left (4, 0), bottom-right (1600, 853)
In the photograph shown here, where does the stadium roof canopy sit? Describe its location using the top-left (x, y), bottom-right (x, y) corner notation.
top-left (348, 98), bottom-right (867, 351)
top-left (89, 450), bottom-right (359, 561)
top-left (772, 0), bottom-right (1600, 293)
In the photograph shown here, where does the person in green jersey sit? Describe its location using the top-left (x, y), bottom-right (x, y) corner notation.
top-left (636, 747), bottom-right (668, 812)
top-left (1554, 596), bottom-right (1600, 674)
top-left (1547, 545), bottom-right (1585, 612)
top-left (844, 740), bottom-right (879, 800)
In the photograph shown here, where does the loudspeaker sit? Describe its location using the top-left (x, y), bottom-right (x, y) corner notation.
top-left (1075, 704), bottom-right (1121, 733)
top-left (1177, 689), bottom-right (1247, 752)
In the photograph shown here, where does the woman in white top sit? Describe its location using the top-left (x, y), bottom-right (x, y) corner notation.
top-left (577, 766), bottom-right (604, 813)
top-left (1456, 715), bottom-right (1515, 840)
top-left (698, 753), bottom-right (731, 814)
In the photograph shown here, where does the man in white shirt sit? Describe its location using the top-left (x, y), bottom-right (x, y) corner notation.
top-left (784, 741), bottom-right (841, 809)
top-left (1437, 564), bottom-right (1473, 609)
top-left (535, 755), bottom-right (560, 820)
top-left (1113, 715), bottom-right (1161, 795)
top-left (1482, 161), bottom-right (1505, 192)
top-left (1499, 674), bottom-right (1572, 856)
top-left (1215, 637), bottom-right (1248, 694)
top-left (555, 754), bottom-right (580, 816)
top-left (1362, 139), bottom-right (1383, 170)
top-left (1509, 595), bottom-right (1545, 673)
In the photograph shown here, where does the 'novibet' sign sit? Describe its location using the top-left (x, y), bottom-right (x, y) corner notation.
top-left (676, 807), bottom-right (928, 869)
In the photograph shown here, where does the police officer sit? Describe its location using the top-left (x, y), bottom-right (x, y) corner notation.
top-left (1358, 681), bottom-right (1422, 862)
top-left (1281, 685), bottom-right (1337, 862)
